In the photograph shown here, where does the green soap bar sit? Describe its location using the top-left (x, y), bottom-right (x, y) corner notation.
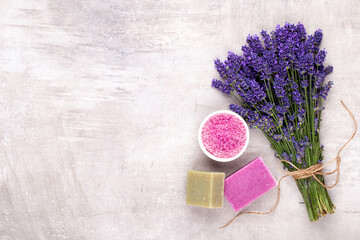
top-left (211, 173), bottom-right (225, 208)
top-left (186, 170), bottom-right (225, 208)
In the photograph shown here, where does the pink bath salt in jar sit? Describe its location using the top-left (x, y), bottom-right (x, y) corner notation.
top-left (198, 110), bottom-right (249, 162)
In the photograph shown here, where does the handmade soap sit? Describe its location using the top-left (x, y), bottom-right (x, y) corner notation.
top-left (224, 157), bottom-right (277, 211)
top-left (186, 170), bottom-right (225, 208)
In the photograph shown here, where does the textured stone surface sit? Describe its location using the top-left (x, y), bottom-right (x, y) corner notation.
top-left (0, 0), bottom-right (359, 239)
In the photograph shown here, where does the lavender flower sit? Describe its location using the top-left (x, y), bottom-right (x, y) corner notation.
top-left (229, 104), bottom-right (248, 118)
top-left (273, 134), bottom-right (283, 142)
top-left (324, 66), bottom-right (333, 75)
top-left (212, 22), bottom-right (335, 222)
top-left (314, 117), bottom-right (319, 133)
top-left (260, 102), bottom-right (274, 115)
top-left (211, 79), bottom-right (232, 95)
top-left (315, 50), bottom-right (327, 65)
top-left (276, 105), bottom-right (288, 115)
top-left (214, 22), bottom-right (332, 167)
top-left (319, 81), bottom-right (333, 100)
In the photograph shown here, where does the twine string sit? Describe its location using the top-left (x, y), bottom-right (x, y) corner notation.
top-left (220, 101), bottom-right (357, 229)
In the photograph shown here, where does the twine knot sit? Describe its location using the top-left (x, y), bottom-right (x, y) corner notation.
top-left (290, 163), bottom-right (323, 180)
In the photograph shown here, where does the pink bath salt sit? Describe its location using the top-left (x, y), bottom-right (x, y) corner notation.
top-left (224, 157), bottom-right (277, 211)
top-left (201, 113), bottom-right (247, 159)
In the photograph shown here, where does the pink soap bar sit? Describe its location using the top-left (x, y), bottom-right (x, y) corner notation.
top-left (224, 157), bottom-right (277, 211)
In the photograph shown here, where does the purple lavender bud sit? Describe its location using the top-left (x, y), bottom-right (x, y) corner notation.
top-left (315, 50), bottom-right (327, 65)
top-left (281, 152), bottom-right (292, 162)
top-left (277, 116), bottom-right (284, 127)
top-left (318, 81), bottom-right (333, 100)
top-left (288, 112), bottom-right (296, 121)
top-left (314, 117), bottom-right (319, 133)
top-left (299, 136), bottom-right (310, 146)
top-left (297, 107), bottom-right (306, 122)
top-left (246, 34), bottom-right (264, 55)
top-left (260, 102), bottom-right (274, 115)
top-left (211, 79), bottom-right (232, 95)
top-left (314, 106), bottom-right (325, 113)
top-left (291, 88), bottom-right (304, 104)
top-left (276, 105), bottom-right (288, 115)
top-left (324, 66), bottom-right (333, 75)
top-left (229, 104), bottom-right (248, 118)
top-left (301, 79), bottom-right (309, 88)
top-left (306, 29), bottom-right (322, 53)
top-left (261, 30), bottom-right (273, 50)
top-left (314, 29), bottom-right (323, 46)
top-left (282, 127), bottom-right (291, 140)
top-left (314, 71), bottom-right (326, 88)
top-left (272, 134), bottom-right (283, 142)
top-left (214, 59), bottom-right (227, 78)
top-left (252, 115), bottom-right (276, 132)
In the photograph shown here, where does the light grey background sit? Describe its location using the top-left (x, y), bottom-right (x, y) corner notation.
top-left (0, 0), bottom-right (359, 239)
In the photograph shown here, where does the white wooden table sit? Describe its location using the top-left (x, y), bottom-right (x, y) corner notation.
top-left (0, 0), bottom-right (359, 239)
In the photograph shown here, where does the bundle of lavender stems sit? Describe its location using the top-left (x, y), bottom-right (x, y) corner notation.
top-left (212, 22), bottom-right (335, 221)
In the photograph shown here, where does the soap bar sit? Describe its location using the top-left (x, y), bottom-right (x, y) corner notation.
top-left (224, 157), bottom-right (277, 211)
top-left (186, 170), bottom-right (225, 208)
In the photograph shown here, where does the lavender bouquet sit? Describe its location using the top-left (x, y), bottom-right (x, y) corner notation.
top-left (212, 22), bottom-right (334, 221)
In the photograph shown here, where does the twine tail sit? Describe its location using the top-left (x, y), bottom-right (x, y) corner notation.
top-left (219, 175), bottom-right (288, 229)
top-left (312, 100), bottom-right (357, 188)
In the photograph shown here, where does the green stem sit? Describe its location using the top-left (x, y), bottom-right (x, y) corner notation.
top-left (296, 176), bottom-right (335, 221)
